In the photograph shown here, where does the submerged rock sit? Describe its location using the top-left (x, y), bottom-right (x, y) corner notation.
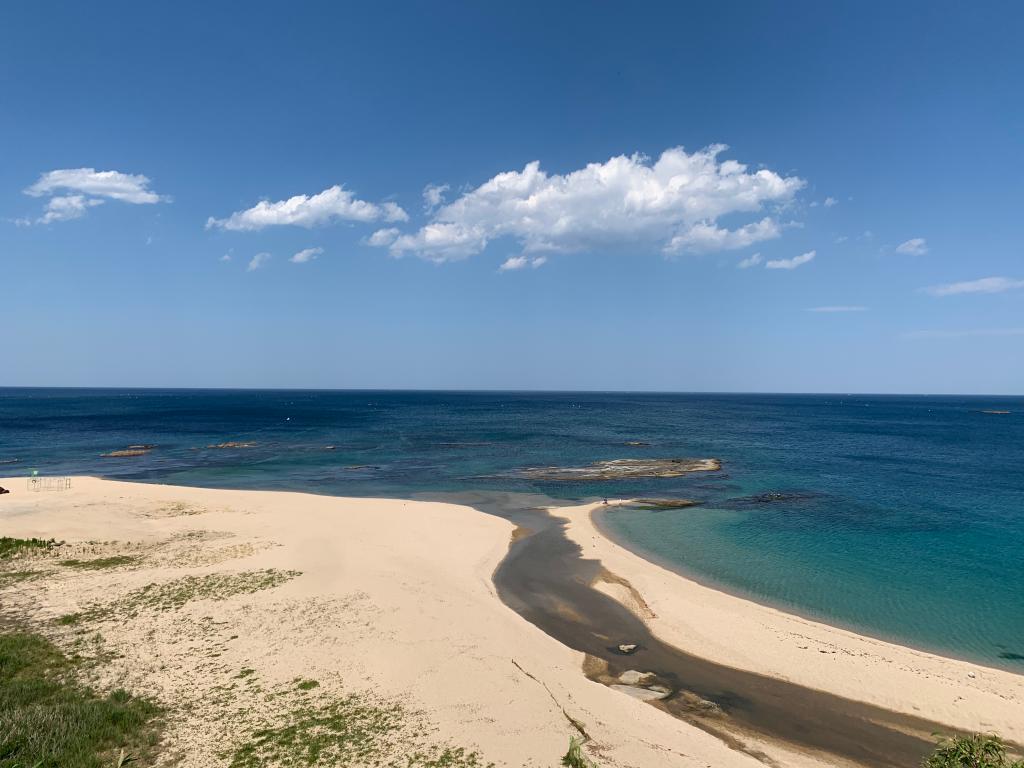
top-left (632, 498), bottom-right (700, 510)
top-left (676, 690), bottom-right (724, 716)
top-left (724, 490), bottom-right (820, 506)
top-left (101, 449), bottom-right (151, 458)
top-left (521, 458), bottom-right (721, 481)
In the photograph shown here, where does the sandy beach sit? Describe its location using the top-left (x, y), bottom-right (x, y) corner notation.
top-left (2, 476), bottom-right (1022, 768)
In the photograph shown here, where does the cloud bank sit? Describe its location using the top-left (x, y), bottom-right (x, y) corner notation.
top-left (370, 145), bottom-right (804, 262)
top-left (207, 185), bottom-right (408, 231)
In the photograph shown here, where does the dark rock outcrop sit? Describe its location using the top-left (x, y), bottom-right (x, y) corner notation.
top-left (520, 458), bottom-right (721, 481)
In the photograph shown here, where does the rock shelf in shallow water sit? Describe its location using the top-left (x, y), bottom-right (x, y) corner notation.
top-left (519, 458), bottom-right (720, 481)
top-left (631, 498), bottom-right (701, 510)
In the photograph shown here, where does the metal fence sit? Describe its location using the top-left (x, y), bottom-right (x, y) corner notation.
top-left (27, 476), bottom-right (72, 492)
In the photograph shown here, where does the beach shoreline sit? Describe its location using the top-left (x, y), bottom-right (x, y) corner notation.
top-left (2, 477), bottom-right (1022, 768)
top-left (591, 503), bottom-right (1024, 675)
top-left (557, 499), bottom-right (1024, 741)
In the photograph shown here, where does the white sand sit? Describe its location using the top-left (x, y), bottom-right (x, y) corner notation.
top-left (570, 500), bottom-right (1024, 741)
top-left (1, 477), bottom-right (1021, 768)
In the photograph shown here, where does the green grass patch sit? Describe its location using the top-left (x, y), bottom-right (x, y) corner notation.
top-left (0, 631), bottom-right (161, 768)
top-left (82, 569), bottom-right (301, 620)
top-left (60, 556), bottom-right (138, 571)
top-left (0, 571), bottom-right (39, 589)
top-left (55, 613), bottom-right (82, 626)
top-left (0, 538), bottom-right (58, 560)
top-left (296, 679), bottom-right (319, 691)
top-left (229, 695), bottom-right (491, 768)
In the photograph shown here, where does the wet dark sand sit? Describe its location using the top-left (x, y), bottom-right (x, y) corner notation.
top-left (428, 490), bottom-right (954, 768)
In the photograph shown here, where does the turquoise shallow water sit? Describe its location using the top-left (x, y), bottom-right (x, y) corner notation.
top-left (1, 388), bottom-right (1022, 669)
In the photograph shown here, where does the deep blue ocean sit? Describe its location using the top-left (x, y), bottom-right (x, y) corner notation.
top-left (1, 388), bottom-right (1022, 670)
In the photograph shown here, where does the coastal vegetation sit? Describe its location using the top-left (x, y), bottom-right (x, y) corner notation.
top-left (925, 734), bottom-right (1024, 768)
top-left (561, 737), bottom-right (598, 768)
top-left (60, 556), bottom-right (138, 570)
top-left (0, 537), bottom-right (59, 559)
top-left (75, 568), bottom-right (302, 620)
top-left (0, 631), bottom-right (161, 768)
top-left (227, 693), bottom-right (492, 768)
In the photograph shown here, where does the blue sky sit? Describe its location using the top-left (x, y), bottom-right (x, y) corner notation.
top-left (2, 1), bottom-right (1022, 393)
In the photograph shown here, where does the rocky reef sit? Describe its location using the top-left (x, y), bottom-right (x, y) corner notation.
top-left (721, 490), bottom-right (820, 507)
top-left (631, 498), bottom-right (700, 510)
top-left (520, 458), bottom-right (720, 481)
top-left (100, 446), bottom-right (154, 458)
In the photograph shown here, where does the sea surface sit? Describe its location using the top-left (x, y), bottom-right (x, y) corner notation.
top-left (1, 388), bottom-right (1022, 670)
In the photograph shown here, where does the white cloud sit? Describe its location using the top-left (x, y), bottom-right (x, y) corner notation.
top-left (289, 246), bottom-right (323, 264)
top-left (924, 276), bottom-right (1024, 297)
top-left (423, 183), bottom-right (449, 213)
top-left (499, 255), bottom-right (547, 271)
top-left (373, 145), bottom-right (804, 263)
top-left (737, 252), bottom-right (763, 269)
top-left (247, 252), bottom-right (271, 272)
top-left (207, 185), bottom-right (408, 231)
top-left (21, 168), bottom-right (165, 225)
top-left (765, 250), bottom-right (815, 270)
top-left (220, 250), bottom-right (233, 262)
top-left (26, 168), bottom-right (165, 204)
top-left (806, 305), bottom-right (867, 313)
top-left (666, 217), bottom-right (781, 253)
top-left (36, 195), bottom-right (105, 224)
top-left (903, 327), bottom-right (1024, 340)
top-left (823, 196), bottom-right (838, 207)
top-left (368, 228), bottom-right (400, 247)
top-left (895, 237), bottom-right (928, 255)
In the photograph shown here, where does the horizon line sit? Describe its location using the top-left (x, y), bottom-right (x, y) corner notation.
top-left (1, 385), bottom-right (1022, 398)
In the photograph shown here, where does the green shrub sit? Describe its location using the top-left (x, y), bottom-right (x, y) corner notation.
top-left (0, 538), bottom-right (57, 560)
top-left (561, 737), bottom-right (597, 768)
top-left (925, 733), bottom-right (1024, 768)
